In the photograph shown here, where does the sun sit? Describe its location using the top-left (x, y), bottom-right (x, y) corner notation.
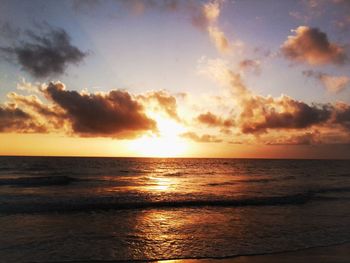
top-left (128, 115), bottom-right (188, 157)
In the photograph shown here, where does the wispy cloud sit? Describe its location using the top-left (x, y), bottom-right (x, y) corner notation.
top-left (73, 0), bottom-right (236, 54)
top-left (303, 70), bottom-right (350, 93)
top-left (238, 59), bottom-right (261, 75)
top-left (180, 131), bottom-right (222, 143)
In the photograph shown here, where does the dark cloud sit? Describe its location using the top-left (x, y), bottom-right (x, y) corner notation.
top-left (0, 105), bottom-right (46, 133)
top-left (43, 82), bottom-right (156, 138)
top-left (240, 95), bottom-right (332, 134)
top-left (281, 26), bottom-right (347, 65)
top-left (196, 111), bottom-right (233, 128)
top-left (1, 27), bottom-right (86, 78)
top-left (333, 102), bottom-right (350, 130)
top-left (181, 131), bottom-right (222, 143)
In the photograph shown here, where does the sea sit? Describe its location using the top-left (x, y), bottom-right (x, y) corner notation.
top-left (0, 156), bottom-right (350, 262)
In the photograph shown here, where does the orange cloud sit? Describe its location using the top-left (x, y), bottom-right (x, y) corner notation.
top-left (196, 111), bottom-right (233, 128)
top-left (0, 104), bottom-right (47, 133)
top-left (191, 0), bottom-right (234, 54)
top-left (181, 131), bottom-right (222, 143)
top-left (138, 90), bottom-right (180, 121)
top-left (208, 26), bottom-right (230, 54)
top-left (191, 0), bottom-right (220, 30)
top-left (281, 26), bottom-right (347, 65)
top-left (200, 58), bottom-right (350, 144)
top-left (7, 92), bottom-right (67, 130)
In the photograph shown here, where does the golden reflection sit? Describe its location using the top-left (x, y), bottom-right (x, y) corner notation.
top-left (130, 209), bottom-right (187, 259)
top-left (130, 208), bottom-right (240, 261)
top-left (148, 176), bottom-right (174, 191)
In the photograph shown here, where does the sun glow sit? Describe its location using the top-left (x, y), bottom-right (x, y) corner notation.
top-left (128, 115), bottom-right (188, 157)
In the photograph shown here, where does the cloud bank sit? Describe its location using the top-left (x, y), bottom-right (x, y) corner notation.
top-left (200, 58), bottom-right (350, 144)
top-left (0, 82), bottom-right (157, 139)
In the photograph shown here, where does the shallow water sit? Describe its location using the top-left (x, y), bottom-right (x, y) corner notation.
top-left (0, 157), bottom-right (350, 262)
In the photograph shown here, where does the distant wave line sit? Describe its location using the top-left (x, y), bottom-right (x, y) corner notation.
top-left (2, 190), bottom-right (347, 214)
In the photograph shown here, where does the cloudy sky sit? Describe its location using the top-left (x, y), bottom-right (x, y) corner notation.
top-left (1, 0), bottom-right (350, 158)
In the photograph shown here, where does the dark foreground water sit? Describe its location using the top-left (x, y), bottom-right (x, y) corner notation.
top-left (0, 157), bottom-right (350, 262)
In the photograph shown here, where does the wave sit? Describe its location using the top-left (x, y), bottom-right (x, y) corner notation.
top-left (207, 178), bottom-right (280, 186)
top-left (0, 193), bottom-right (316, 214)
top-left (0, 176), bottom-right (77, 187)
top-left (312, 186), bottom-right (350, 194)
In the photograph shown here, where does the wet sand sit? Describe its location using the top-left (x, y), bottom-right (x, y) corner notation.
top-left (160, 242), bottom-right (350, 263)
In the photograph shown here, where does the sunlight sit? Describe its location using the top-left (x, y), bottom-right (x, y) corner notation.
top-left (148, 176), bottom-right (172, 191)
top-left (128, 115), bottom-right (188, 157)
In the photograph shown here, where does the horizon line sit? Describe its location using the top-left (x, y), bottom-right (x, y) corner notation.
top-left (1, 154), bottom-right (349, 160)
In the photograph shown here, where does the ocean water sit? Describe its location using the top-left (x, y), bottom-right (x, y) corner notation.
top-left (0, 157), bottom-right (350, 262)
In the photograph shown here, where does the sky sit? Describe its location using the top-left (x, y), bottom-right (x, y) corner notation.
top-left (0, 0), bottom-right (350, 158)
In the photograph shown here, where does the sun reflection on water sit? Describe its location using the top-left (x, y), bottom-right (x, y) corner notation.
top-left (148, 176), bottom-right (174, 191)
